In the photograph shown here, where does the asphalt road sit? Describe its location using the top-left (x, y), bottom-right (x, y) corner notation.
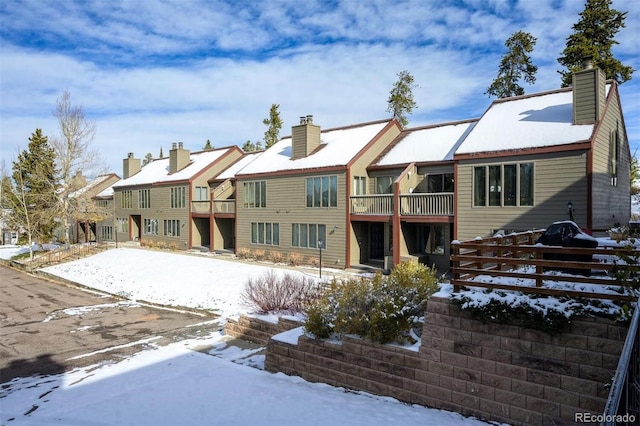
top-left (0, 264), bottom-right (221, 383)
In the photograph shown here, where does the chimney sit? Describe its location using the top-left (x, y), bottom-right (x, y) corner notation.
top-left (291, 114), bottom-right (321, 160)
top-left (123, 152), bottom-right (141, 179)
top-left (170, 142), bottom-right (190, 173)
top-left (572, 58), bottom-right (606, 125)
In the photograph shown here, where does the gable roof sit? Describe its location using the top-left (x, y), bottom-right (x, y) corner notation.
top-left (236, 119), bottom-right (392, 177)
top-left (455, 86), bottom-right (611, 156)
top-left (212, 151), bottom-right (263, 181)
top-left (113, 147), bottom-right (237, 187)
top-left (71, 173), bottom-right (120, 198)
top-left (374, 119), bottom-right (477, 167)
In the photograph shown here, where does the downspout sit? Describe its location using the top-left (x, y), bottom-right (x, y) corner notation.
top-left (345, 167), bottom-right (352, 268)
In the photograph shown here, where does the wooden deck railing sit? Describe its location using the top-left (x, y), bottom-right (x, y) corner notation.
top-left (213, 199), bottom-right (235, 214)
top-left (451, 231), bottom-right (640, 301)
top-left (191, 200), bottom-right (211, 214)
top-left (350, 195), bottom-right (393, 215)
top-left (400, 193), bottom-right (454, 216)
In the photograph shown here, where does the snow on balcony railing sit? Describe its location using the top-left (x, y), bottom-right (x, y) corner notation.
top-left (350, 195), bottom-right (393, 215)
top-left (213, 199), bottom-right (235, 214)
top-left (400, 193), bottom-right (454, 216)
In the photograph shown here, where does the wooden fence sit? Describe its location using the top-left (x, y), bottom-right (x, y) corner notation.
top-left (451, 230), bottom-right (639, 302)
top-left (23, 242), bottom-right (108, 271)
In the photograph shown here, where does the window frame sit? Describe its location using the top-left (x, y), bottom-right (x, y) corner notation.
top-left (170, 187), bottom-right (186, 209)
top-left (473, 162), bottom-right (534, 207)
top-left (292, 223), bottom-right (326, 249)
top-left (243, 181), bottom-right (267, 208)
top-left (306, 176), bottom-right (338, 208)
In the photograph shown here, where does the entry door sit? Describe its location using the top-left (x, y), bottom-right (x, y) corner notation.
top-left (370, 223), bottom-right (384, 260)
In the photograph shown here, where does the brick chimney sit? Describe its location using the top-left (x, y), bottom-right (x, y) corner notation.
top-left (572, 58), bottom-right (606, 125)
top-left (123, 152), bottom-right (141, 179)
top-left (169, 142), bottom-right (190, 173)
top-left (291, 115), bottom-right (321, 160)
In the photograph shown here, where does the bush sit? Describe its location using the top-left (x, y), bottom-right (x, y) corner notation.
top-left (241, 270), bottom-right (323, 314)
top-left (236, 247), bottom-right (251, 259)
top-left (269, 251), bottom-right (285, 264)
top-left (305, 261), bottom-right (440, 344)
top-left (253, 249), bottom-right (266, 261)
top-left (288, 252), bottom-right (303, 266)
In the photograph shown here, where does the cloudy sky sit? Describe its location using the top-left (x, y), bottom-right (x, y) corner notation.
top-left (0, 0), bottom-right (638, 174)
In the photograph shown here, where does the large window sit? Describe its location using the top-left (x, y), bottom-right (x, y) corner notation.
top-left (100, 226), bottom-right (113, 241)
top-left (292, 223), bottom-right (326, 248)
top-left (144, 218), bottom-right (159, 235)
top-left (473, 163), bottom-right (534, 207)
top-left (244, 181), bottom-right (266, 208)
top-left (306, 176), bottom-right (337, 208)
top-left (117, 218), bottom-right (128, 233)
top-left (170, 187), bottom-right (186, 208)
top-left (195, 186), bottom-right (209, 201)
top-left (121, 191), bottom-right (132, 209)
top-left (353, 176), bottom-right (366, 195)
top-left (427, 173), bottom-right (454, 193)
top-left (139, 189), bottom-right (151, 209)
top-left (251, 222), bottom-right (279, 245)
top-left (164, 219), bottom-right (181, 237)
top-left (375, 176), bottom-right (395, 194)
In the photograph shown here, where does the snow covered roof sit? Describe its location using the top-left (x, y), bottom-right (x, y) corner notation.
top-left (455, 86), bottom-right (610, 155)
top-left (113, 148), bottom-right (233, 187)
top-left (70, 174), bottom-right (118, 198)
top-left (375, 120), bottom-right (477, 166)
top-left (213, 152), bottom-right (263, 181)
top-left (237, 120), bottom-right (391, 176)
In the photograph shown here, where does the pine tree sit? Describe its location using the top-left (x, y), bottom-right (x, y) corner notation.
top-left (558, 0), bottom-right (634, 86)
top-left (486, 31), bottom-right (538, 98)
top-left (9, 129), bottom-right (59, 254)
top-left (263, 104), bottom-right (283, 148)
top-left (203, 139), bottom-right (213, 150)
top-left (159, 146), bottom-right (164, 158)
top-left (242, 140), bottom-right (256, 152)
top-left (142, 153), bottom-right (153, 166)
top-left (386, 70), bottom-right (418, 127)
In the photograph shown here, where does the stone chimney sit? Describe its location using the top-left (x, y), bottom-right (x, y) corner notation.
top-left (169, 142), bottom-right (190, 173)
top-left (292, 115), bottom-right (321, 160)
top-left (123, 152), bottom-right (141, 179)
top-left (572, 57), bottom-right (606, 125)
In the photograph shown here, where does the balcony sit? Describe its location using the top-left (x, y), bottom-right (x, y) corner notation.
top-left (213, 199), bottom-right (235, 214)
top-left (400, 193), bottom-right (453, 216)
top-left (350, 195), bottom-right (393, 215)
top-left (191, 200), bottom-right (211, 214)
top-left (350, 193), bottom-right (454, 216)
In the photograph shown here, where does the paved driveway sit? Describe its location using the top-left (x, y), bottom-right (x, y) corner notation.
top-left (0, 265), bottom-right (220, 383)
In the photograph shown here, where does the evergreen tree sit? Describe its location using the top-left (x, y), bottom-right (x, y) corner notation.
top-left (203, 139), bottom-right (213, 150)
top-left (263, 104), bottom-right (283, 148)
top-left (386, 70), bottom-right (418, 127)
top-left (159, 146), bottom-right (164, 158)
top-left (558, 0), bottom-right (634, 86)
top-left (242, 140), bottom-right (256, 152)
top-left (9, 129), bottom-right (59, 253)
top-left (486, 31), bottom-right (538, 98)
top-left (142, 152), bottom-right (153, 166)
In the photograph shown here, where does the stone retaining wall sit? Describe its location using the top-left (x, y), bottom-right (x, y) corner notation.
top-left (265, 296), bottom-right (628, 425)
top-left (226, 315), bottom-right (302, 345)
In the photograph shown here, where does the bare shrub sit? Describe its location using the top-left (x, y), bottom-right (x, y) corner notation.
top-left (242, 270), bottom-right (323, 314)
top-left (236, 247), bottom-right (251, 259)
top-left (254, 249), bottom-right (266, 261)
top-left (288, 252), bottom-right (303, 266)
top-left (308, 256), bottom-right (320, 267)
top-left (269, 251), bottom-right (285, 264)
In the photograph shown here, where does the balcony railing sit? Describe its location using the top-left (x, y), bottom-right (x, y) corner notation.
top-left (191, 200), bottom-right (211, 214)
top-left (350, 195), bottom-right (393, 215)
top-left (213, 199), bottom-right (235, 214)
top-left (400, 193), bottom-right (454, 216)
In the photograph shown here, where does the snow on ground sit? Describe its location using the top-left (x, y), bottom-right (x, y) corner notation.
top-left (1, 247), bottom-right (495, 425)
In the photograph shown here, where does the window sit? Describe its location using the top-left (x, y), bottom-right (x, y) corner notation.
top-left (100, 226), bottom-right (113, 241)
top-left (121, 191), bottom-right (132, 209)
top-left (139, 189), bottom-right (151, 209)
top-left (427, 173), bottom-right (454, 193)
top-left (144, 218), bottom-right (158, 235)
top-left (170, 187), bottom-right (186, 208)
top-left (117, 218), bottom-right (128, 233)
top-left (473, 163), bottom-right (534, 207)
top-left (251, 222), bottom-right (279, 245)
top-left (306, 176), bottom-right (337, 207)
top-left (97, 200), bottom-right (108, 208)
top-left (195, 186), bottom-right (209, 201)
top-left (353, 176), bottom-right (366, 195)
top-left (376, 176), bottom-right (395, 194)
top-left (163, 219), bottom-right (181, 237)
top-left (292, 223), bottom-right (326, 248)
top-left (244, 181), bottom-right (266, 208)
top-left (610, 126), bottom-right (620, 186)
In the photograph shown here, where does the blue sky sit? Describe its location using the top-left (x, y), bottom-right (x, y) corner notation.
top-left (0, 0), bottom-right (638, 175)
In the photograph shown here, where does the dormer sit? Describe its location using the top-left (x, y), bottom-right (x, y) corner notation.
top-left (123, 152), bottom-right (141, 179)
top-left (291, 115), bottom-right (321, 160)
top-left (170, 142), bottom-right (190, 173)
top-left (572, 58), bottom-right (606, 125)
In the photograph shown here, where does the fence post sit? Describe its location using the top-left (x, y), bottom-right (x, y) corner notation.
top-left (452, 241), bottom-right (460, 292)
top-left (535, 248), bottom-right (543, 287)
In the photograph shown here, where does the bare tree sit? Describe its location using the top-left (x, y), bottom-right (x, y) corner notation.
top-left (51, 90), bottom-right (105, 246)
